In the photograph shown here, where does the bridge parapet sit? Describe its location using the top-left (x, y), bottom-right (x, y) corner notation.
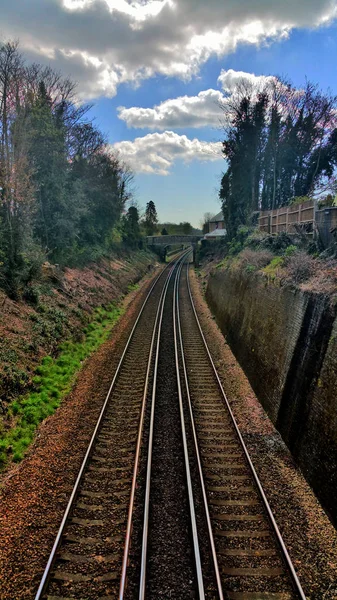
top-left (146, 235), bottom-right (202, 245)
top-left (146, 234), bottom-right (202, 265)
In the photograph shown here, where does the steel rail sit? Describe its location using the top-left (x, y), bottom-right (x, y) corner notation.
top-left (175, 256), bottom-right (225, 600)
top-left (34, 252), bottom-right (187, 600)
top-left (185, 263), bottom-right (307, 600)
top-left (138, 256), bottom-right (179, 600)
top-left (119, 250), bottom-right (190, 599)
top-left (173, 257), bottom-right (205, 600)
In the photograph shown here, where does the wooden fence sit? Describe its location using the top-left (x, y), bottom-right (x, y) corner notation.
top-left (258, 200), bottom-right (315, 236)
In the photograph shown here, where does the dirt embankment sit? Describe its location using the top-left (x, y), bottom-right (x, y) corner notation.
top-left (0, 250), bottom-right (155, 417)
top-left (0, 259), bottom-right (161, 600)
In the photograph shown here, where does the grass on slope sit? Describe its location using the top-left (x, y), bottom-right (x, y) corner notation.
top-left (0, 303), bottom-right (123, 468)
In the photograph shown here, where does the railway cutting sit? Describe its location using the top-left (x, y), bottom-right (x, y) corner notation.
top-left (34, 251), bottom-right (306, 600)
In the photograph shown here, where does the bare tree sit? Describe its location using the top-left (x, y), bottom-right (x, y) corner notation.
top-left (200, 211), bottom-right (215, 233)
top-left (0, 41), bottom-right (37, 295)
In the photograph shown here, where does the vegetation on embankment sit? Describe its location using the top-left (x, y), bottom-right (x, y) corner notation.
top-left (0, 303), bottom-right (122, 466)
top-left (199, 227), bottom-right (337, 297)
top-left (0, 249), bottom-right (156, 469)
top-left (0, 39), bottom-right (196, 305)
top-left (200, 231), bottom-right (337, 525)
top-left (0, 41), bottom-right (142, 301)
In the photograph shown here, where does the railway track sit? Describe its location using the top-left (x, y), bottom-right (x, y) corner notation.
top-left (35, 250), bottom-right (306, 600)
top-left (175, 259), bottom-right (306, 600)
top-left (35, 252), bottom-right (188, 600)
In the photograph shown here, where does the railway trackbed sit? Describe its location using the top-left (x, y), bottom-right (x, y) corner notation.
top-left (35, 251), bottom-right (306, 600)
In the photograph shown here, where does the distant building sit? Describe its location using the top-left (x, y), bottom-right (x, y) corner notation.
top-left (204, 211), bottom-right (226, 238)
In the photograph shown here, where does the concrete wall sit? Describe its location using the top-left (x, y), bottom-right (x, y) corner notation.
top-left (206, 268), bottom-right (337, 524)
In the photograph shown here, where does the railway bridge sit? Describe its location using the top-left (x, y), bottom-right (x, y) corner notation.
top-left (146, 234), bottom-right (203, 262)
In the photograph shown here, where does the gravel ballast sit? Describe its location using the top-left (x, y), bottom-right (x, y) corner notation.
top-left (1, 261), bottom-right (337, 599)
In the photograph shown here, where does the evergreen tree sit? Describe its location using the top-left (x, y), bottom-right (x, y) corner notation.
top-left (220, 77), bottom-right (337, 238)
top-left (77, 150), bottom-right (126, 249)
top-left (250, 93), bottom-right (268, 212)
top-left (144, 200), bottom-right (158, 236)
top-left (181, 221), bottom-right (193, 235)
top-left (220, 96), bottom-right (253, 237)
top-left (122, 206), bottom-right (141, 248)
top-left (261, 104), bottom-right (282, 210)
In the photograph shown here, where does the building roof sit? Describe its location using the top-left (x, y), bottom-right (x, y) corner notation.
top-left (209, 210), bottom-right (224, 223)
top-left (204, 228), bottom-right (227, 238)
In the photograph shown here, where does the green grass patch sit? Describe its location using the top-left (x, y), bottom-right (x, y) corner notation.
top-left (215, 255), bottom-right (234, 270)
top-left (127, 282), bottom-right (140, 293)
top-left (0, 302), bottom-right (124, 469)
top-left (262, 256), bottom-right (285, 280)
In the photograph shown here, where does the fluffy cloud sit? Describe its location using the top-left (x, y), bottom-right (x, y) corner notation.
top-left (217, 69), bottom-right (276, 94)
top-left (113, 131), bottom-right (223, 175)
top-left (118, 89), bottom-right (226, 130)
top-left (117, 69), bottom-right (278, 130)
top-left (1, 0), bottom-right (336, 99)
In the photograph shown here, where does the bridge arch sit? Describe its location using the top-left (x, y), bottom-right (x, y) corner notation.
top-left (146, 234), bottom-right (203, 264)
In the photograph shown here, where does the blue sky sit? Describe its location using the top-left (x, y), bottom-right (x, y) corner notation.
top-left (87, 21), bottom-right (337, 225)
top-left (3, 0), bottom-right (337, 226)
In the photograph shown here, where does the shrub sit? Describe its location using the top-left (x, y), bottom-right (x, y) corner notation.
top-left (237, 248), bottom-right (274, 270)
top-left (226, 226), bottom-right (254, 257)
top-left (262, 256), bottom-right (285, 279)
top-left (0, 365), bottom-right (29, 399)
top-left (307, 241), bottom-right (321, 256)
top-left (289, 195), bottom-right (311, 206)
top-left (260, 232), bottom-right (294, 253)
top-left (236, 225), bottom-right (252, 243)
top-left (127, 282), bottom-right (140, 293)
top-left (244, 230), bottom-right (267, 249)
top-left (22, 285), bottom-right (40, 305)
top-left (228, 240), bottom-right (243, 256)
top-left (286, 252), bottom-right (317, 284)
top-left (284, 245), bottom-right (297, 257)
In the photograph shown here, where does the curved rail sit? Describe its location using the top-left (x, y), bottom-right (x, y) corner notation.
top-left (35, 251), bottom-right (188, 600)
top-left (184, 262), bottom-right (306, 600)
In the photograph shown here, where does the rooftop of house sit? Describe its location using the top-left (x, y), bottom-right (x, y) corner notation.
top-left (209, 211), bottom-right (224, 223)
top-left (204, 228), bottom-right (227, 238)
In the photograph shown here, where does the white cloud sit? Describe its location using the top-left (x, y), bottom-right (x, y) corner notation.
top-left (217, 69), bottom-right (276, 94)
top-left (0, 0), bottom-right (336, 99)
top-left (113, 131), bottom-right (223, 175)
top-left (118, 89), bottom-right (225, 130)
top-left (117, 69), bottom-right (279, 130)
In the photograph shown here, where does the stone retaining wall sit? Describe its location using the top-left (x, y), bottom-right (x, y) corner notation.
top-left (206, 268), bottom-right (337, 524)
